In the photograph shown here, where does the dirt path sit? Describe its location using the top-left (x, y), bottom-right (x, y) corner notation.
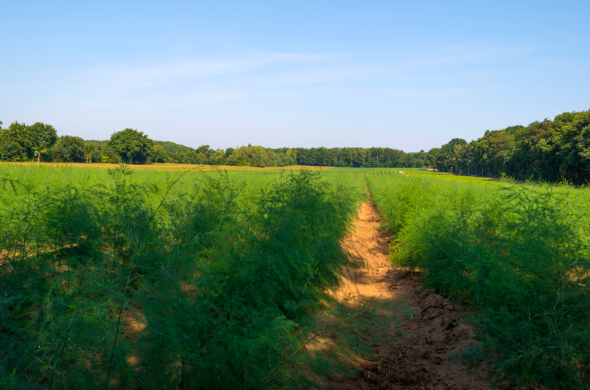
top-left (334, 200), bottom-right (492, 390)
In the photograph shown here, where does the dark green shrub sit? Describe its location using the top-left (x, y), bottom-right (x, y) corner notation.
top-left (370, 175), bottom-right (590, 388)
top-left (0, 168), bottom-right (393, 389)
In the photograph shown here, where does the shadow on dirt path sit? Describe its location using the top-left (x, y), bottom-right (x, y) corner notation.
top-left (333, 199), bottom-right (493, 390)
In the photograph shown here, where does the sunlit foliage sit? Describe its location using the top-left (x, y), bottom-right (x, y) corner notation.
top-left (0, 166), bottom-right (401, 389)
top-left (369, 173), bottom-right (590, 388)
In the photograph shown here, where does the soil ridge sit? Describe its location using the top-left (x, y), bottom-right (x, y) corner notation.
top-left (336, 199), bottom-right (493, 390)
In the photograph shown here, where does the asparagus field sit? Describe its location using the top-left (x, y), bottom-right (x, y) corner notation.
top-left (2, 165), bottom-right (589, 389)
top-left (0, 166), bottom-right (388, 389)
top-left (368, 172), bottom-right (590, 388)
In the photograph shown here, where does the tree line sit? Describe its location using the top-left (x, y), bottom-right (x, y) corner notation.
top-left (2, 108), bottom-right (588, 181)
top-left (0, 124), bottom-right (154, 165)
top-left (0, 121), bottom-right (426, 168)
top-left (425, 109), bottom-right (590, 184)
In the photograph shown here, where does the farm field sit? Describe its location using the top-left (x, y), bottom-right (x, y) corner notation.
top-left (0, 165), bottom-right (376, 389)
top-left (1, 165), bottom-right (589, 389)
top-left (367, 172), bottom-right (590, 388)
top-left (0, 162), bottom-right (332, 171)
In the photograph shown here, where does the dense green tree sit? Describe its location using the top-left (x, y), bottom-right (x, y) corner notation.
top-left (0, 121), bottom-right (57, 161)
top-left (423, 109), bottom-right (590, 183)
top-left (52, 136), bottom-right (86, 162)
top-left (109, 128), bottom-right (154, 164)
top-left (228, 144), bottom-right (275, 167)
top-left (151, 145), bottom-right (169, 163)
top-left (352, 149), bottom-right (364, 167)
top-left (269, 148), bottom-right (295, 166)
top-left (403, 153), bottom-right (416, 168)
top-left (28, 122), bottom-right (59, 161)
top-left (424, 147), bottom-right (440, 168)
top-left (340, 148), bottom-right (353, 166)
top-left (95, 142), bottom-right (121, 163)
top-left (206, 149), bottom-right (227, 165)
top-left (84, 142), bottom-right (98, 163)
top-left (152, 140), bottom-right (193, 154)
top-left (432, 138), bottom-right (467, 172)
top-left (553, 110), bottom-right (590, 182)
top-left (0, 139), bottom-right (23, 161)
top-left (508, 122), bottom-right (555, 180)
top-left (195, 144), bottom-right (211, 156)
top-left (225, 147), bottom-right (235, 159)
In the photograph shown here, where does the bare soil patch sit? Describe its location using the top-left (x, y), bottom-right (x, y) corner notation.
top-left (334, 200), bottom-right (493, 390)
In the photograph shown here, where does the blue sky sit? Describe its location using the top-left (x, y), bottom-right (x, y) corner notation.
top-left (1, 1), bottom-right (589, 151)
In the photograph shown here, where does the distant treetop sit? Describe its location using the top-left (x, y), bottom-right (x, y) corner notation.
top-left (109, 128), bottom-right (154, 164)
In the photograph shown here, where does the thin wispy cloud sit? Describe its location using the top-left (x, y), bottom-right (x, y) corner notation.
top-left (3, 0), bottom-right (588, 149)
top-left (78, 52), bottom-right (348, 88)
top-left (56, 42), bottom-right (529, 107)
top-left (28, 41), bottom-right (540, 149)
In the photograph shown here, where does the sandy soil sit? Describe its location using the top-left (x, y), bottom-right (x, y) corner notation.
top-left (334, 200), bottom-right (493, 390)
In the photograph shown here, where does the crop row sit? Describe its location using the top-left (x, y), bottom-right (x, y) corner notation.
top-left (0, 167), bottom-right (371, 389)
top-left (368, 174), bottom-right (590, 388)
